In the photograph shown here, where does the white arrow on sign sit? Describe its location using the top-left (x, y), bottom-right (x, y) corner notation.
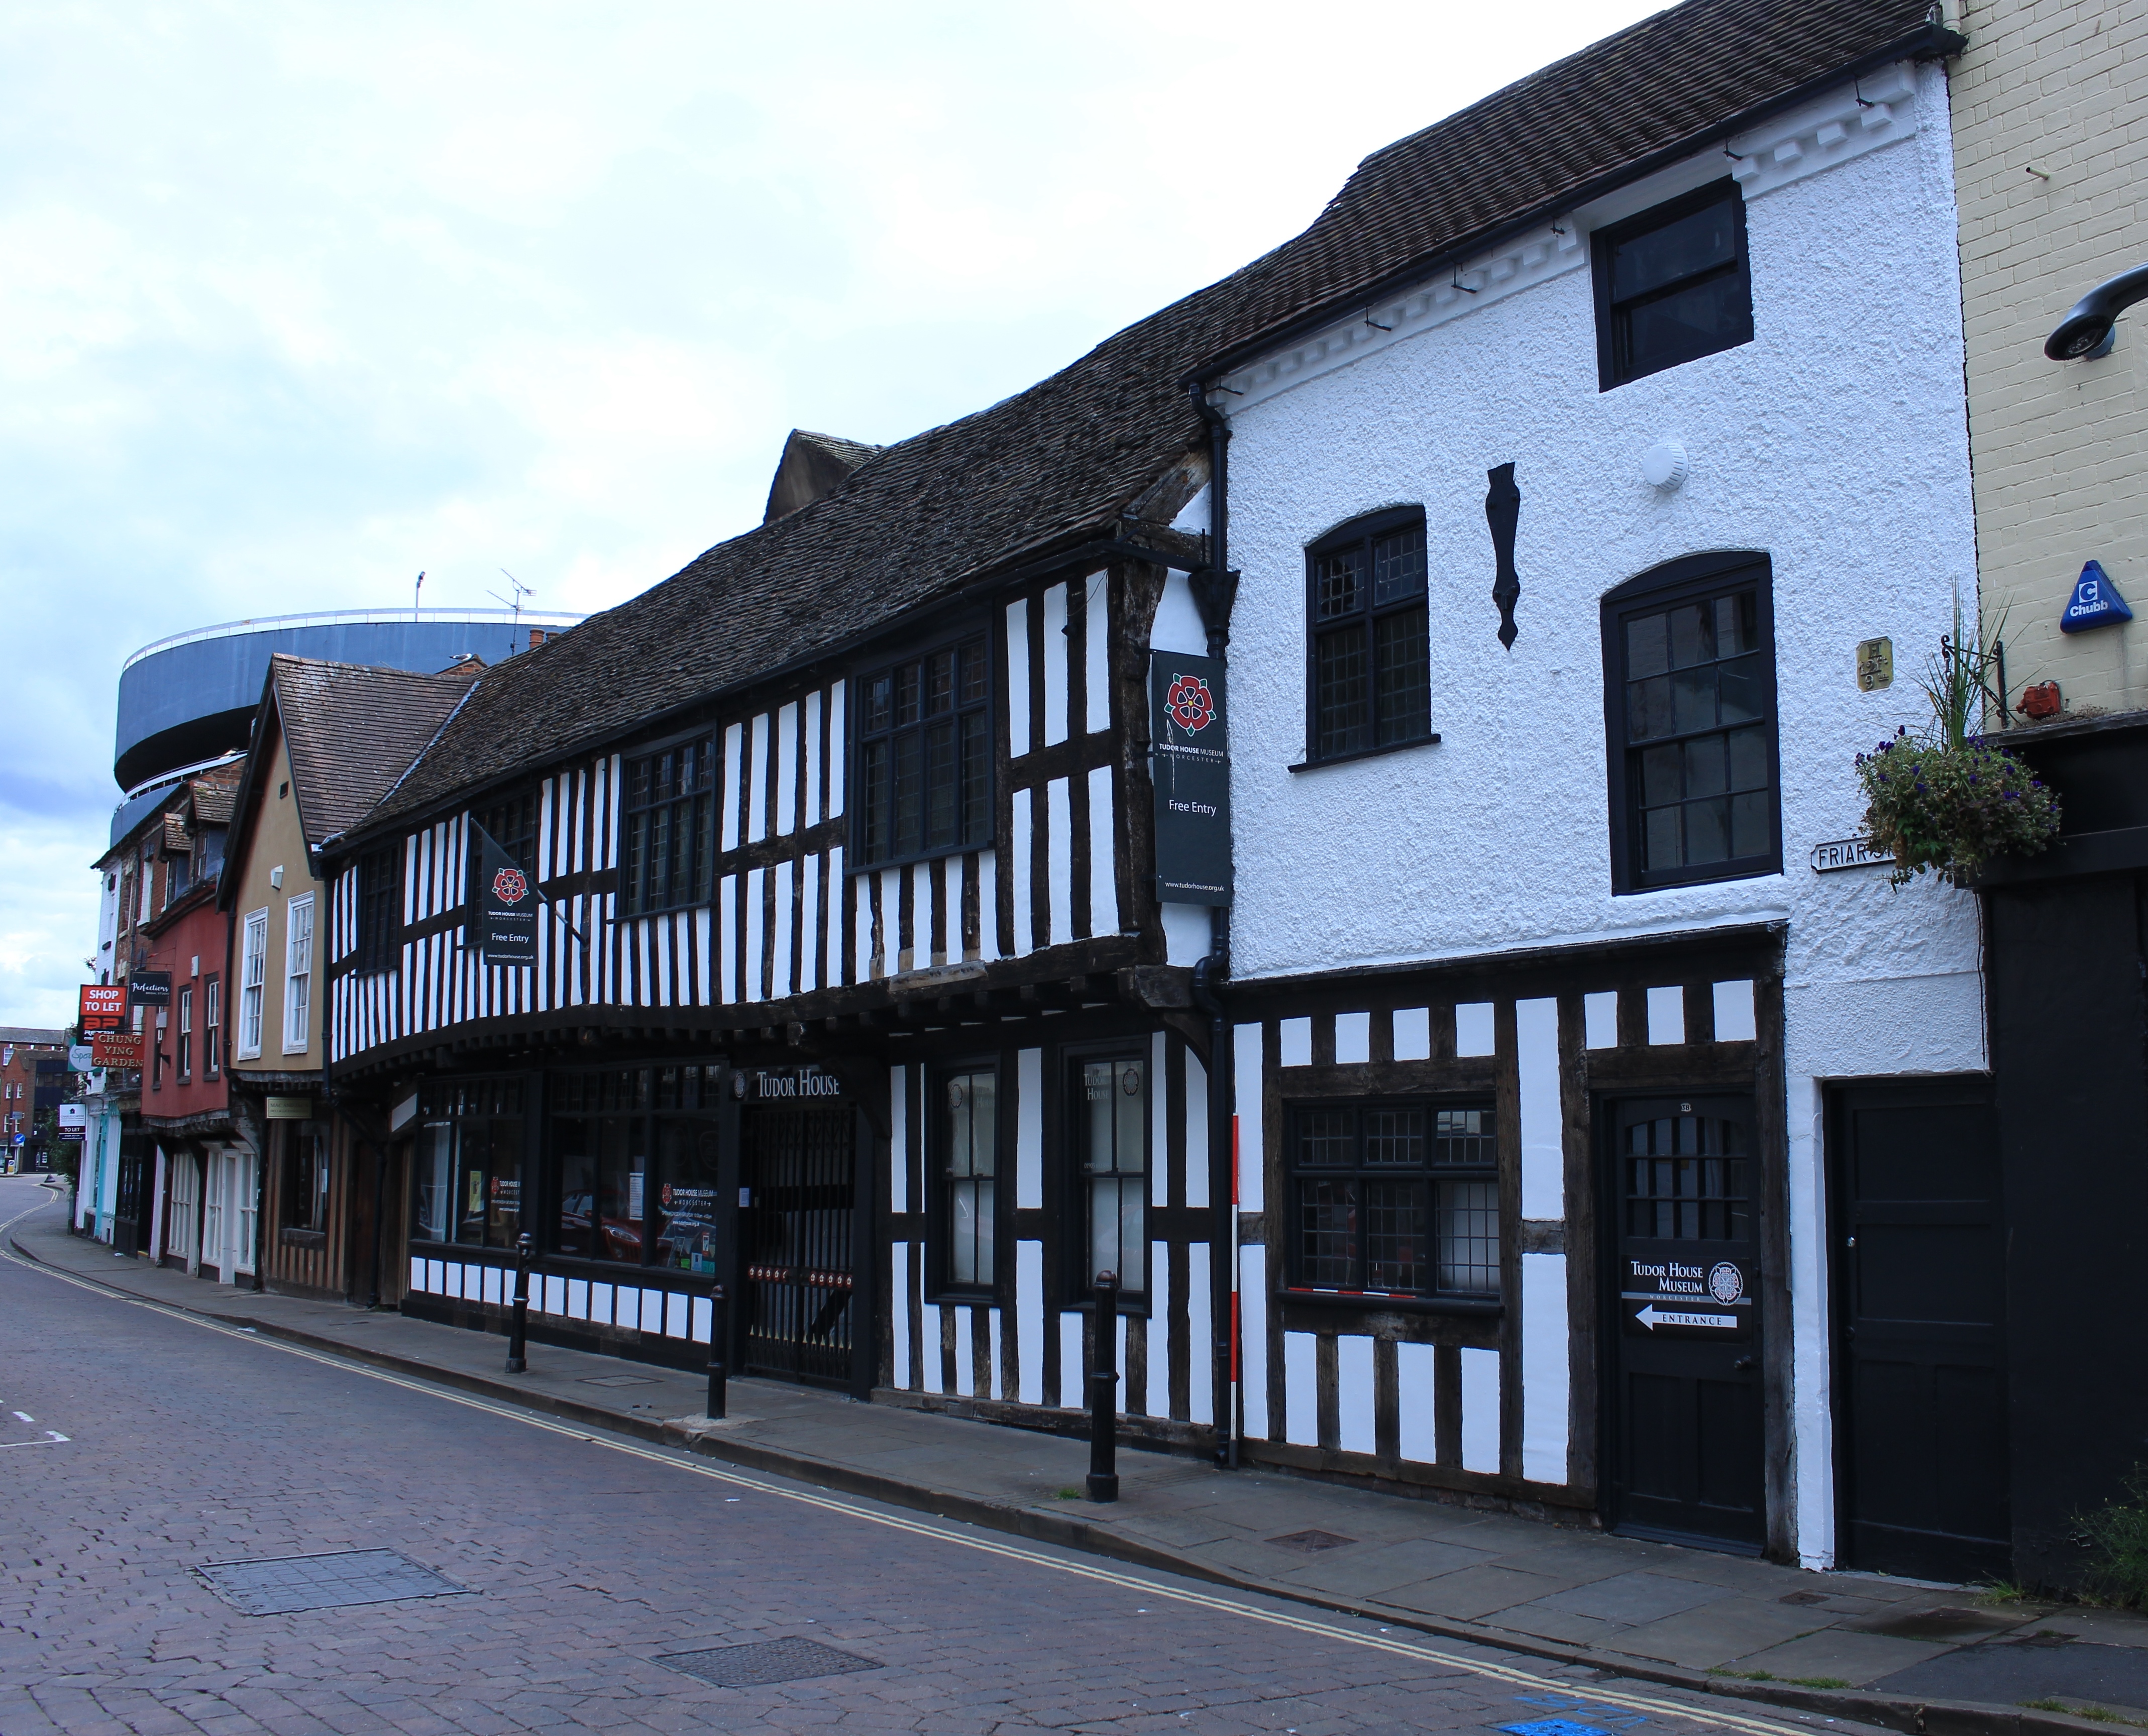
top-left (1634, 1304), bottom-right (1740, 1331)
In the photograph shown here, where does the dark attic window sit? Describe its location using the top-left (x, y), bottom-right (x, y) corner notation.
top-left (854, 635), bottom-right (991, 869)
top-left (1593, 180), bottom-right (1754, 390)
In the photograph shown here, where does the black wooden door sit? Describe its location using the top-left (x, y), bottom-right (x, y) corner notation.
top-left (1604, 1095), bottom-right (1767, 1553)
top-left (1830, 1081), bottom-right (2009, 1582)
top-left (737, 1104), bottom-right (857, 1390)
top-left (112, 1136), bottom-right (151, 1258)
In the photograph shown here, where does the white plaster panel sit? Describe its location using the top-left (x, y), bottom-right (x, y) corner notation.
top-left (1460, 1347), bottom-right (1501, 1474)
top-left (1088, 764), bottom-right (1119, 935)
top-left (1714, 979), bottom-right (1758, 1042)
top-left (567, 1276), bottom-right (586, 1319)
top-left (1785, 965), bottom-right (1984, 1077)
top-left (1334, 1010), bottom-right (1370, 1065)
top-left (1233, 1023), bottom-right (1264, 1213)
top-left (1147, 1242), bottom-right (1171, 1416)
top-left (691, 1295), bottom-right (712, 1344)
top-left (1583, 991), bottom-right (1619, 1049)
top-left (1338, 1335), bottom-right (1376, 1456)
top-left (1187, 1242), bottom-right (1213, 1425)
top-left (892, 1242), bottom-right (911, 1388)
top-left (1151, 571), bottom-right (1208, 654)
top-left (1396, 1339), bottom-right (1438, 1464)
top-left (975, 849), bottom-right (997, 962)
top-left (1084, 571), bottom-right (1110, 735)
top-left (1151, 1032), bottom-right (1170, 1208)
top-left (1012, 789), bottom-right (1034, 952)
top-left (772, 859), bottom-right (794, 1001)
top-left (1060, 1312), bottom-right (1085, 1410)
top-left (953, 1305), bottom-right (975, 1397)
top-left (1006, 599), bottom-right (1031, 758)
top-left (1786, 1070), bottom-right (1832, 1566)
top-left (722, 723), bottom-right (743, 850)
top-left (747, 712), bottom-right (769, 844)
top-left (591, 1282), bottom-right (613, 1326)
top-left (1278, 1017), bottom-right (1312, 1067)
top-left (1392, 1007), bottom-right (1431, 1061)
top-left (989, 1310), bottom-right (1004, 1404)
top-left (1170, 483), bottom-right (1211, 536)
top-left (1040, 583), bottom-right (1069, 747)
top-left (1162, 904), bottom-right (1210, 966)
top-left (889, 1066), bottom-right (908, 1216)
top-left (918, 1301), bottom-right (941, 1394)
top-left (1455, 1003), bottom-right (1495, 1058)
top-left (1517, 997), bottom-right (1563, 1220)
top-left (1016, 1047), bottom-right (1043, 1209)
top-left (744, 869), bottom-right (765, 1003)
top-left (1647, 986), bottom-right (1685, 1046)
top-left (1017, 1241), bottom-right (1044, 1405)
top-left (775, 701), bottom-right (798, 836)
top-left (1046, 778), bottom-right (1072, 946)
top-left (1283, 1331), bottom-right (1319, 1447)
top-left (1238, 1248), bottom-right (1268, 1437)
top-left (719, 876), bottom-right (738, 1004)
top-left (1185, 1049), bottom-right (1209, 1209)
top-left (804, 690), bottom-right (822, 827)
top-left (1522, 1252), bottom-right (1570, 1484)
top-left (826, 680), bottom-right (846, 817)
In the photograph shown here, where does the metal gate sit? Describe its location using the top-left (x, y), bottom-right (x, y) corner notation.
top-left (738, 1104), bottom-right (857, 1389)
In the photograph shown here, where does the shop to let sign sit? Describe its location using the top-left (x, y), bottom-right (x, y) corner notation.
top-left (1149, 652), bottom-right (1232, 906)
top-left (79, 985), bottom-right (126, 1032)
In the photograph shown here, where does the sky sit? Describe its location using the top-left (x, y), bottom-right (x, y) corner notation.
top-left (0, 0), bottom-right (1663, 1028)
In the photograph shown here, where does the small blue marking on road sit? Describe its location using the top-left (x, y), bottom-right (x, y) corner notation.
top-left (1499, 1721), bottom-right (1612, 1736)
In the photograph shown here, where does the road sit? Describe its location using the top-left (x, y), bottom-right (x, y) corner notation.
top-left (0, 1178), bottom-right (1876, 1736)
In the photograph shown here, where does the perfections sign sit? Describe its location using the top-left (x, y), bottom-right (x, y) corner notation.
top-left (127, 971), bottom-right (172, 1010)
top-left (78, 985), bottom-right (126, 1033)
top-left (473, 822), bottom-right (538, 965)
top-left (1148, 652), bottom-right (1232, 906)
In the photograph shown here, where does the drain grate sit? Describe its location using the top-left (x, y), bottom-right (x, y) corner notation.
top-left (196, 1549), bottom-right (469, 1615)
top-left (1266, 1528), bottom-right (1357, 1554)
top-left (656, 1638), bottom-right (881, 1688)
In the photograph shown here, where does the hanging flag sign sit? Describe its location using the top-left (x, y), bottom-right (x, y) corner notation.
top-left (79, 985), bottom-right (126, 1032)
top-left (1149, 652), bottom-right (1232, 906)
top-left (2061, 559), bottom-right (2133, 633)
top-left (472, 822), bottom-right (538, 965)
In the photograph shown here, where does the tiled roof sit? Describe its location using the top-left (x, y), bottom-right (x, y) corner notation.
top-left (160, 813), bottom-right (190, 854)
top-left (189, 768), bottom-right (240, 828)
top-left (268, 655), bottom-right (481, 849)
top-left (0, 1028), bottom-right (68, 1047)
top-left (352, 0), bottom-right (1951, 840)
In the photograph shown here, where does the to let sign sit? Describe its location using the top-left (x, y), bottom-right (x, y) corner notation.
top-left (79, 985), bottom-right (126, 1032)
top-left (90, 1031), bottom-right (143, 1068)
top-left (1148, 652), bottom-right (1232, 906)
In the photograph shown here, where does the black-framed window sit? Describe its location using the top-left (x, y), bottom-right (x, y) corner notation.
top-left (550, 1062), bottom-right (720, 1271)
top-left (476, 790), bottom-right (539, 876)
top-left (1602, 553), bottom-right (1780, 893)
top-left (1304, 507), bottom-right (1430, 763)
top-left (356, 844), bottom-right (401, 973)
top-left (855, 634), bottom-right (991, 867)
top-left (1593, 179), bottom-right (1753, 390)
top-left (411, 1076), bottom-right (525, 1249)
top-left (933, 1065), bottom-right (998, 1296)
top-left (1073, 1052), bottom-right (1147, 1298)
top-left (1286, 1100), bottom-right (1500, 1300)
top-left (621, 736), bottom-right (717, 916)
top-left (285, 1121), bottom-right (330, 1231)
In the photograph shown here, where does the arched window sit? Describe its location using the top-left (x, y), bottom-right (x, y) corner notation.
top-left (1302, 505), bottom-right (1431, 765)
top-left (1601, 552), bottom-right (1780, 892)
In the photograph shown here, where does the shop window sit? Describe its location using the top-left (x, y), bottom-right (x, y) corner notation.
top-left (550, 1063), bottom-right (721, 1269)
top-left (410, 1076), bottom-right (525, 1250)
top-left (356, 844), bottom-right (401, 973)
top-left (854, 634), bottom-right (991, 868)
top-left (1072, 1053), bottom-right (1147, 1298)
top-left (1285, 1100), bottom-right (1501, 1300)
top-left (932, 1066), bottom-right (998, 1297)
top-left (283, 894), bottom-right (313, 1053)
top-left (285, 1124), bottom-right (330, 1231)
top-left (621, 735), bottom-right (717, 916)
top-left (1602, 552), bottom-right (1780, 893)
top-left (1593, 179), bottom-right (1753, 390)
top-left (1303, 507), bottom-right (1430, 765)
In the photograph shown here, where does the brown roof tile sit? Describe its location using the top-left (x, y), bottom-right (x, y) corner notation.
top-left (268, 655), bottom-right (480, 849)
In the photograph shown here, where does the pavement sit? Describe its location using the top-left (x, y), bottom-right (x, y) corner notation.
top-left (13, 1177), bottom-right (2145, 1734)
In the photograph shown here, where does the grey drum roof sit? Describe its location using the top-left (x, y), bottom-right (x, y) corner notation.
top-left (350, 0), bottom-right (1952, 844)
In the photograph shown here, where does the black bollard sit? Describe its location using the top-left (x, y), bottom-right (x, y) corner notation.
top-left (1087, 1269), bottom-right (1120, 1502)
top-left (505, 1232), bottom-right (534, 1373)
top-left (706, 1281), bottom-right (729, 1421)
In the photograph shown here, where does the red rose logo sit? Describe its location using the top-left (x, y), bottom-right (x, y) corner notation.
top-left (1165, 674), bottom-right (1215, 733)
top-left (492, 866), bottom-right (529, 905)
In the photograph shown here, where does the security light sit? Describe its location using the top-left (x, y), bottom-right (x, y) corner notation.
top-left (2045, 262), bottom-right (2148, 360)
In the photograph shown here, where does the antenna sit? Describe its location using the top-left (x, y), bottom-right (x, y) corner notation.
top-left (488, 569), bottom-right (534, 655)
top-left (414, 570), bottom-right (425, 621)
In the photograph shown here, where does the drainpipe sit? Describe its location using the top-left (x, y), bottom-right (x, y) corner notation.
top-left (1188, 381), bottom-right (1239, 1469)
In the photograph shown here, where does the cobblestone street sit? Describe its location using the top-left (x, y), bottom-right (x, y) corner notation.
top-left (0, 1182), bottom-right (1877, 1736)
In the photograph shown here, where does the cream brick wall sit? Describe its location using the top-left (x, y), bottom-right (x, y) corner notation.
top-left (1952, 0), bottom-right (2148, 715)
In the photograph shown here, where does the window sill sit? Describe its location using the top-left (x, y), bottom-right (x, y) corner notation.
top-left (849, 838), bottom-right (995, 876)
top-left (1280, 1286), bottom-right (1500, 1317)
top-left (1287, 735), bottom-right (1440, 774)
top-left (1614, 858), bottom-right (1782, 896)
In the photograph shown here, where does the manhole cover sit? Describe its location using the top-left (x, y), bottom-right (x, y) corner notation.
top-left (656, 1638), bottom-right (880, 1688)
top-left (1266, 1529), bottom-right (1357, 1554)
top-left (197, 1549), bottom-right (468, 1615)
top-left (580, 1375), bottom-right (659, 1387)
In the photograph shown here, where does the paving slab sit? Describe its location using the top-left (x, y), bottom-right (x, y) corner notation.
top-left (1719, 1626), bottom-right (1949, 1687)
top-left (1533, 1569), bottom-right (1733, 1625)
top-left (1870, 1635), bottom-right (2148, 1717)
top-left (1600, 1596), bottom-right (1828, 1669)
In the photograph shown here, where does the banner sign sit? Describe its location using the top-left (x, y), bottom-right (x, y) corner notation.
top-left (473, 823), bottom-right (538, 965)
top-left (57, 1103), bottom-right (86, 1129)
top-left (90, 1031), bottom-right (143, 1068)
top-left (128, 971), bottom-right (172, 1010)
top-left (79, 985), bottom-right (126, 1032)
top-left (1148, 653), bottom-right (1232, 906)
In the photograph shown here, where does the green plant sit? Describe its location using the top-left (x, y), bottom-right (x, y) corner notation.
top-left (2022, 1699), bottom-right (2139, 1726)
top-left (2073, 1468), bottom-right (2148, 1609)
top-left (1975, 1579), bottom-right (2031, 1606)
top-left (1055, 1487), bottom-right (1082, 1500)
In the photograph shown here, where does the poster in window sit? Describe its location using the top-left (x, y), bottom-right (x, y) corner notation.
top-left (1149, 652), bottom-right (1232, 906)
top-left (472, 822), bottom-right (538, 965)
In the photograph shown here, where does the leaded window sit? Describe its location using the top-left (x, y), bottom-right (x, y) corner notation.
top-left (1603, 553), bottom-right (1779, 893)
top-left (476, 791), bottom-right (539, 876)
top-left (855, 635), bottom-right (991, 867)
top-left (1593, 180), bottom-right (1754, 390)
top-left (621, 736), bottom-right (717, 915)
top-left (356, 844), bottom-right (401, 973)
top-left (1075, 1054), bottom-right (1147, 1296)
top-left (1286, 1100), bottom-right (1500, 1299)
top-left (936, 1066), bottom-right (997, 1295)
top-left (1622, 1111), bottom-right (1750, 1240)
top-left (1304, 507), bottom-right (1430, 763)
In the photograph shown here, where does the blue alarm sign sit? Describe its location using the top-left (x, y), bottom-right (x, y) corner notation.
top-left (2061, 560), bottom-right (2134, 633)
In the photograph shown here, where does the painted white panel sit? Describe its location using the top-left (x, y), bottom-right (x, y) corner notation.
top-left (1396, 1340), bottom-right (1439, 1465)
top-left (775, 701), bottom-right (799, 835)
top-left (1786, 1071), bottom-right (1834, 1566)
top-left (1233, 1023), bottom-right (1264, 1214)
top-left (663, 1291), bottom-right (685, 1337)
top-left (825, 680), bottom-right (846, 817)
top-left (912, 860), bottom-right (934, 965)
top-left (425, 1258), bottom-right (444, 1295)
top-left (1714, 979), bottom-right (1758, 1042)
top-left (1283, 1331), bottom-right (1319, 1447)
top-left (1184, 1050), bottom-right (1209, 1209)
top-left (691, 1295), bottom-right (712, 1344)
top-left (1460, 1347), bottom-right (1501, 1474)
top-left (1017, 1241), bottom-right (1044, 1406)
top-left (1045, 778), bottom-right (1073, 946)
top-left (1083, 571), bottom-right (1110, 734)
top-left (1151, 1031), bottom-right (1170, 1208)
top-left (918, 1301), bottom-right (942, 1394)
top-left (953, 1305), bottom-right (976, 1397)
top-left (1338, 1335), bottom-right (1376, 1456)
top-left (854, 863), bottom-right (875, 982)
top-left (1161, 904), bottom-right (1209, 966)
top-left (481, 1266), bottom-right (502, 1306)
top-left (804, 689), bottom-right (823, 826)
top-left (1648, 985), bottom-right (1686, 1045)
top-left (1393, 1007), bottom-right (1432, 1061)
top-left (1016, 1048), bottom-right (1043, 1209)
top-left (772, 859), bottom-right (795, 1002)
top-left (1060, 1312), bottom-right (1085, 1410)
top-left (1186, 1242), bottom-right (1212, 1425)
top-left (591, 1282), bottom-right (614, 1327)
top-left (1278, 1017), bottom-right (1312, 1068)
top-left (1522, 1251), bottom-right (1570, 1485)
top-left (542, 1276), bottom-right (566, 1316)
top-left (1087, 764), bottom-right (1118, 935)
top-left (722, 723), bottom-right (744, 849)
top-left (408, 1257), bottom-right (423, 1294)
top-left (988, 1309), bottom-right (1004, 1403)
top-left (799, 855), bottom-right (820, 994)
top-left (1238, 1248), bottom-right (1268, 1438)
top-left (1150, 570), bottom-right (1207, 652)
top-left (892, 1242), bottom-right (911, 1388)
top-left (1455, 1003), bottom-right (1496, 1058)
top-left (744, 867), bottom-right (766, 1003)
top-left (1005, 598), bottom-right (1032, 759)
top-left (975, 849), bottom-right (997, 961)
top-left (567, 1277), bottom-right (588, 1320)
top-left (1584, 991), bottom-right (1620, 1049)
top-left (1517, 997), bottom-right (1563, 1221)
top-left (1040, 582), bottom-right (1069, 747)
top-left (718, 876), bottom-right (737, 1005)
top-left (1147, 1242), bottom-right (1171, 1417)
top-left (1012, 789), bottom-right (1035, 953)
top-left (1334, 1011), bottom-right (1370, 1065)
top-left (889, 1066), bottom-right (908, 1216)
top-left (747, 712), bottom-right (770, 843)
top-left (618, 1286), bottom-right (645, 1329)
